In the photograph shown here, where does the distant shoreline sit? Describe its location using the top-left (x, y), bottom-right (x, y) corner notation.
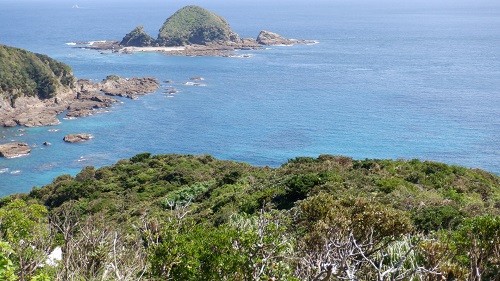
top-left (69, 32), bottom-right (317, 57)
top-left (121, 46), bottom-right (186, 53)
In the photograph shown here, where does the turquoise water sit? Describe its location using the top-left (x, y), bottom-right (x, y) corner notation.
top-left (1, 0), bottom-right (500, 195)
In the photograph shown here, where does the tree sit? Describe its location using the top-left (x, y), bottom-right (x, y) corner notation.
top-left (0, 199), bottom-right (53, 281)
top-left (448, 215), bottom-right (500, 281)
top-left (294, 193), bottom-right (415, 280)
top-left (0, 241), bottom-right (18, 281)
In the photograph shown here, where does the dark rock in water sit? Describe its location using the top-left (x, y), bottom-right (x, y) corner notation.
top-left (190, 77), bottom-right (205, 81)
top-left (63, 133), bottom-right (93, 143)
top-left (164, 87), bottom-right (177, 94)
top-left (43, 141), bottom-right (51, 146)
top-left (0, 142), bottom-right (31, 158)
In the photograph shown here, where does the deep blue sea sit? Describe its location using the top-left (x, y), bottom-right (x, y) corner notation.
top-left (1, 0), bottom-right (500, 195)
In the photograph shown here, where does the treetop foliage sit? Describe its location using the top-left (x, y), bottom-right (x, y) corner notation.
top-left (156, 5), bottom-right (238, 46)
top-left (1, 153), bottom-right (499, 280)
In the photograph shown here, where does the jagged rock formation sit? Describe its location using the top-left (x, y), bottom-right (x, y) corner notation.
top-left (0, 142), bottom-right (30, 158)
top-left (120, 26), bottom-right (154, 47)
top-left (77, 75), bottom-right (159, 98)
top-left (156, 5), bottom-right (240, 46)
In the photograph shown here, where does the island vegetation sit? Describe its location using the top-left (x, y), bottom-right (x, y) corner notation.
top-left (120, 26), bottom-right (155, 47)
top-left (156, 5), bottom-right (240, 46)
top-left (1, 153), bottom-right (499, 280)
top-left (0, 44), bottom-right (74, 106)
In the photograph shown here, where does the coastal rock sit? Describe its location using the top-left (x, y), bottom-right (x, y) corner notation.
top-left (99, 76), bottom-right (160, 99)
top-left (15, 110), bottom-right (62, 127)
top-left (63, 133), bottom-right (93, 143)
top-left (257, 30), bottom-right (305, 45)
top-left (0, 142), bottom-right (31, 158)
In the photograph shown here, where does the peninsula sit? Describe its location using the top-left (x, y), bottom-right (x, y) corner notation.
top-left (84, 5), bottom-right (315, 56)
top-left (0, 44), bottom-right (159, 128)
top-left (0, 44), bottom-right (159, 156)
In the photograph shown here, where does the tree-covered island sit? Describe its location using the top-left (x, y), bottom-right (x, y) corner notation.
top-left (89, 5), bottom-right (314, 56)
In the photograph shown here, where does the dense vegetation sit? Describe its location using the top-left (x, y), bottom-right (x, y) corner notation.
top-left (1, 153), bottom-right (499, 280)
top-left (156, 5), bottom-right (239, 46)
top-left (120, 26), bottom-right (155, 47)
top-left (0, 44), bottom-right (75, 105)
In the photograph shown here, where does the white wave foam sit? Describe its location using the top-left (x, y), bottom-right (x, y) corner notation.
top-left (0, 168), bottom-right (9, 174)
top-left (183, 82), bottom-right (207, 87)
top-left (65, 42), bottom-right (77, 46)
top-left (88, 40), bottom-right (106, 46)
top-left (7, 153), bottom-right (30, 159)
top-left (229, 54), bottom-right (255, 58)
top-left (10, 170), bottom-right (22, 175)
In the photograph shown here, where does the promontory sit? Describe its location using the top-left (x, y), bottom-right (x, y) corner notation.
top-left (0, 44), bottom-right (160, 128)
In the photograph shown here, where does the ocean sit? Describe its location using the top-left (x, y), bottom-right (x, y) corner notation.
top-left (1, 0), bottom-right (500, 195)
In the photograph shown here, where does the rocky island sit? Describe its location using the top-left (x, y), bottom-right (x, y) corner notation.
top-left (85, 5), bottom-right (315, 56)
top-left (63, 133), bottom-right (93, 143)
top-left (0, 142), bottom-right (31, 158)
top-left (0, 44), bottom-right (160, 128)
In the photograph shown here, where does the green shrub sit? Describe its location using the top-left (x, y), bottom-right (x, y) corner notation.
top-left (412, 205), bottom-right (462, 232)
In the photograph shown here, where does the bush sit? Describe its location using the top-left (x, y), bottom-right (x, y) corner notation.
top-left (412, 205), bottom-right (462, 232)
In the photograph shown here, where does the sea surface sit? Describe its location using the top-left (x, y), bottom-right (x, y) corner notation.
top-left (1, 0), bottom-right (500, 195)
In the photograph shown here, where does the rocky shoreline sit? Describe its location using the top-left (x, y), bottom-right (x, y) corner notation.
top-left (0, 76), bottom-right (159, 128)
top-left (79, 31), bottom-right (316, 57)
top-left (0, 76), bottom-right (159, 158)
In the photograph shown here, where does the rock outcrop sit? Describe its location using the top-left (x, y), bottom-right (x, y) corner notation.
top-left (120, 26), bottom-right (154, 47)
top-left (256, 30), bottom-right (314, 45)
top-left (63, 133), bottom-right (93, 143)
top-left (0, 142), bottom-right (31, 158)
top-left (98, 76), bottom-right (160, 99)
top-left (1, 77), bottom-right (158, 127)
